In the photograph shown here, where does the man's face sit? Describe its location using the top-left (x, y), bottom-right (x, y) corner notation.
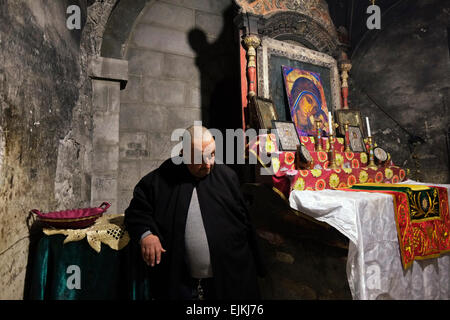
top-left (185, 138), bottom-right (216, 178)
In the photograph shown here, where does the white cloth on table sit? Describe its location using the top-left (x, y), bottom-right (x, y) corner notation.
top-left (289, 180), bottom-right (450, 300)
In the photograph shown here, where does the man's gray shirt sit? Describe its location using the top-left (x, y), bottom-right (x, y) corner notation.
top-left (140, 187), bottom-right (213, 278)
top-left (184, 187), bottom-right (213, 278)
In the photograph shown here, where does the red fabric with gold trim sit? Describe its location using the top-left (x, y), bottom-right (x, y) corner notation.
top-left (277, 136), bottom-right (387, 170)
top-left (247, 134), bottom-right (406, 199)
top-left (338, 186), bottom-right (450, 270)
top-left (273, 166), bottom-right (407, 198)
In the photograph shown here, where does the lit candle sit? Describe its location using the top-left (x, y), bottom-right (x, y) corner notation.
top-left (328, 111), bottom-right (333, 135)
top-left (366, 117), bottom-right (371, 137)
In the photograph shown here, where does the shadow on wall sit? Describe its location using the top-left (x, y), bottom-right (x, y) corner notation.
top-left (187, 5), bottom-right (244, 174)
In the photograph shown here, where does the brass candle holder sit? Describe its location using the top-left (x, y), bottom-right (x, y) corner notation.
top-left (314, 120), bottom-right (323, 151)
top-left (327, 134), bottom-right (338, 170)
top-left (344, 122), bottom-right (351, 153)
top-left (367, 136), bottom-right (378, 170)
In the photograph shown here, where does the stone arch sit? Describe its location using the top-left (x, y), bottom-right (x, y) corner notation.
top-left (234, 0), bottom-right (342, 57)
top-left (100, 0), bottom-right (151, 59)
top-left (257, 11), bottom-right (340, 57)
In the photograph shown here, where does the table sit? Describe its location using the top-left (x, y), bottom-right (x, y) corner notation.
top-left (289, 180), bottom-right (450, 299)
top-left (26, 214), bottom-right (152, 300)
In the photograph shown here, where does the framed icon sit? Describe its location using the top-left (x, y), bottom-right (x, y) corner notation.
top-left (272, 120), bottom-right (301, 151)
top-left (282, 65), bottom-right (332, 137)
top-left (348, 126), bottom-right (366, 152)
top-left (256, 37), bottom-right (342, 126)
top-left (335, 109), bottom-right (364, 137)
top-left (251, 96), bottom-right (278, 130)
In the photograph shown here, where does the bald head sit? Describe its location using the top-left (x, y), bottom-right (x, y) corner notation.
top-left (185, 125), bottom-right (214, 149)
top-left (183, 125), bottom-right (216, 178)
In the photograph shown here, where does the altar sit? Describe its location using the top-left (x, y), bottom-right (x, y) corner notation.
top-left (235, 0), bottom-right (450, 300)
top-left (289, 180), bottom-right (450, 300)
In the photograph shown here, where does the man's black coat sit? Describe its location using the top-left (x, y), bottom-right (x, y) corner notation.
top-left (124, 157), bottom-right (265, 299)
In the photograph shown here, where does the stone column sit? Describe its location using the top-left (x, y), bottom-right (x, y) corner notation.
top-left (338, 52), bottom-right (352, 110)
top-left (243, 34), bottom-right (261, 98)
top-left (89, 57), bottom-right (128, 214)
top-left (235, 12), bottom-right (261, 131)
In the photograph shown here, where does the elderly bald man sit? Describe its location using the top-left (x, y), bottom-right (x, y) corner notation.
top-left (124, 125), bottom-right (265, 300)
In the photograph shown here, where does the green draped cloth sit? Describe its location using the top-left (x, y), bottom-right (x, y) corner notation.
top-left (27, 233), bottom-right (152, 300)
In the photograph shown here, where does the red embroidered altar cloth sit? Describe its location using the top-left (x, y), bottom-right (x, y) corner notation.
top-left (341, 184), bottom-right (450, 270)
top-left (247, 134), bottom-right (407, 199)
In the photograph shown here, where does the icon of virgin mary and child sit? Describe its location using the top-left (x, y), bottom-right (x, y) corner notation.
top-left (282, 66), bottom-right (330, 137)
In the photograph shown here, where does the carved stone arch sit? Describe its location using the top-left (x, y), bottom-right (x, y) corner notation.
top-left (80, 0), bottom-right (120, 58)
top-left (100, 0), bottom-right (151, 59)
top-left (234, 0), bottom-right (342, 57)
top-left (257, 11), bottom-right (339, 57)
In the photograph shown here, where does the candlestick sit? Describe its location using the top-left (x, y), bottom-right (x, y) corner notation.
top-left (344, 122), bottom-right (351, 153)
top-left (366, 117), bottom-right (371, 137)
top-left (327, 134), bottom-right (338, 170)
top-left (367, 136), bottom-right (378, 170)
top-left (315, 120), bottom-right (323, 151)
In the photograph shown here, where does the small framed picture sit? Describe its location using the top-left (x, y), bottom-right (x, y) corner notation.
top-left (251, 96), bottom-right (278, 130)
top-left (272, 120), bottom-right (301, 151)
top-left (348, 126), bottom-right (366, 152)
top-left (336, 109), bottom-right (364, 137)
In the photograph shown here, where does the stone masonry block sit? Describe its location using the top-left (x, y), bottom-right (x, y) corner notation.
top-left (120, 75), bottom-right (143, 103)
top-left (132, 24), bottom-right (195, 57)
top-left (127, 48), bottom-right (164, 77)
top-left (184, 107), bottom-right (202, 124)
top-left (166, 106), bottom-right (202, 131)
top-left (166, 106), bottom-right (191, 130)
top-left (93, 113), bottom-right (119, 145)
top-left (91, 175), bottom-right (117, 201)
top-left (92, 144), bottom-right (119, 173)
top-left (195, 11), bottom-right (224, 38)
top-left (143, 78), bottom-right (186, 106)
top-left (148, 132), bottom-right (178, 161)
top-left (118, 190), bottom-right (134, 215)
top-left (118, 160), bottom-right (141, 191)
top-left (141, 2), bottom-right (194, 31)
top-left (187, 86), bottom-right (201, 108)
top-left (89, 56), bottom-right (128, 82)
top-left (120, 103), bottom-right (168, 132)
top-left (119, 131), bottom-right (149, 159)
top-left (163, 54), bottom-right (199, 84)
top-left (92, 80), bottom-right (120, 113)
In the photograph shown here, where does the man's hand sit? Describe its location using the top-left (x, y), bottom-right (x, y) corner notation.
top-left (141, 234), bottom-right (167, 267)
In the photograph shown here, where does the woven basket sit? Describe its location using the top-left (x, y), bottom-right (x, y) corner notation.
top-left (31, 202), bottom-right (111, 229)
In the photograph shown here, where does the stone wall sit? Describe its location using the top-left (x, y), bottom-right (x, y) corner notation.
top-left (349, 0), bottom-right (450, 183)
top-left (0, 0), bottom-right (89, 299)
top-left (116, 0), bottom-right (240, 213)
